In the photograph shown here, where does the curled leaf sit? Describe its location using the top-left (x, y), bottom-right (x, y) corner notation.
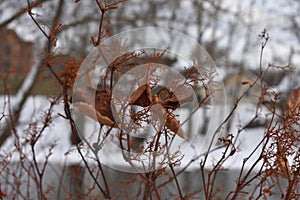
top-left (73, 102), bottom-right (118, 127)
top-left (161, 96), bottom-right (180, 110)
top-left (129, 84), bottom-right (152, 107)
top-left (165, 113), bottom-right (187, 139)
top-left (73, 87), bottom-right (118, 127)
top-left (162, 90), bottom-right (193, 110)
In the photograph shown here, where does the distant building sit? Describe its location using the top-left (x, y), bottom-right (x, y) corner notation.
top-left (0, 29), bottom-right (83, 95)
top-left (0, 28), bottom-right (33, 93)
top-left (223, 70), bottom-right (262, 104)
top-left (223, 69), bottom-right (293, 105)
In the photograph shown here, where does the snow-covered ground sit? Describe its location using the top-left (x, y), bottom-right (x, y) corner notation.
top-left (0, 95), bottom-right (267, 172)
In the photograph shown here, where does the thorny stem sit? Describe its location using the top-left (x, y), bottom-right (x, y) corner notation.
top-left (97, 11), bottom-right (105, 45)
top-left (27, 0), bottom-right (50, 40)
top-left (26, 1), bottom-right (65, 199)
top-left (164, 131), bottom-right (184, 199)
top-left (76, 144), bottom-right (111, 199)
top-left (207, 140), bottom-right (232, 199)
top-left (27, 0), bottom-right (65, 88)
top-left (201, 71), bottom-right (261, 167)
top-left (229, 31), bottom-right (278, 199)
top-left (157, 145), bottom-right (225, 189)
top-left (93, 0), bottom-right (126, 46)
top-left (169, 164), bottom-right (184, 199)
top-left (91, 127), bottom-right (114, 197)
top-left (259, 29), bottom-right (269, 72)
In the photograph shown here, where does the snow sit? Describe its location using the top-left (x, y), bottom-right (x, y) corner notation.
top-left (0, 95), bottom-right (82, 164)
top-left (0, 95), bottom-right (268, 172)
top-left (275, 71), bottom-right (300, 93)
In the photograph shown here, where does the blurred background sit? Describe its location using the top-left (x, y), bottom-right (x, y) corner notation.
top-left (1, 0), bottom-right (299, 102)
top-left (1, 0), bottom-right (300, 91)
top-left (0, 0), bottom-right (299, 199)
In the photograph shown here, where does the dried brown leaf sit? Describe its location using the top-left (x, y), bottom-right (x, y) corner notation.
top-left (73, 87), bottom-right (118, 127)
top-left (165, 113), bottom-right (187, 139)
top-left (160, 85), bottom-right (193, 110)
top-left (129, 84), bottom-right (152, 107)
top-left (162, 92), bottom-right (193, 110)
top-left (288, 87), bottom-right (300, 116)
top-left (73, 102), bottom-right (118, 127)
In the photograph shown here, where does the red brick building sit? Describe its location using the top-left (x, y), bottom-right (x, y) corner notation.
top-left (0, 28), bottom-right (33, 93)
top-left (0, 29), bottom-right (33, 75)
